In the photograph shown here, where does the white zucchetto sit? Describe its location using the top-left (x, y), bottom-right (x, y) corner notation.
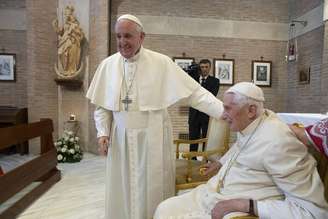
top-left (117, 14), bottom-right (143, 28)
top-left (226, 82), bottom-right (265, 102)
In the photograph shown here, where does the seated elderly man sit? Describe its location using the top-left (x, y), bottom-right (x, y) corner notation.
top-left (154, 82), bottom-right (328, 219)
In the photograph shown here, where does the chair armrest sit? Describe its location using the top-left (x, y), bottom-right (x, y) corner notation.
top-left (181, 148), bottom-right (226, 160)
top-left (174, 138), bottom-right (208, 145)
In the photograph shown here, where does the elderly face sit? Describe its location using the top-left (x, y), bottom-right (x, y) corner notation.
top-left (221, 93), bottom-right (256, 132)
top-left (115, 19), bottom-right (145, 59)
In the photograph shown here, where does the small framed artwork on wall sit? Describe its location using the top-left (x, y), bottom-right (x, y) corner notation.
top-left (299, 67), bottom-right (310, 84)
top-left (173, 57), bottom-right (195, 71)
top-left (252, 60), bottom-right (272, 87)
top-left (213, 59), bottom-right (234, 85)
top-left (0, 53), bottom-right (16, 82)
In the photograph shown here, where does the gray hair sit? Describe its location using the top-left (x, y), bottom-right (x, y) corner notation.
top-left (226, 91), bottom-right (264, 117)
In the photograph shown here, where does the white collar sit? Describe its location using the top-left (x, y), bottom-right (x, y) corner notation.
top-left (200, 75), bottom-right (209, 80)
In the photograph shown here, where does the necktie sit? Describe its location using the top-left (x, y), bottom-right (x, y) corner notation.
top-left (201, 78), bottom-right (206, 86)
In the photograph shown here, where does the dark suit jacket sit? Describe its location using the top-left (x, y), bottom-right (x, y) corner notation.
top-left (188, 74), bottom-right (220, 124)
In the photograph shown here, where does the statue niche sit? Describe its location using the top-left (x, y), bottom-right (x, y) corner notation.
top-left (52, 6), bottom-right (84, 79)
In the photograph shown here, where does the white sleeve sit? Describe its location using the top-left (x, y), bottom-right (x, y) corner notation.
top-left (218, 144), bottom-right (236, 165)
top-left (257, 200), bottom-right (277, 219)
top-left (188, 86), bottom-right (223, 119)
top-left (94, 106), bottom-right (113, 138)
top-left (257, 197), bottom-right (325, 219)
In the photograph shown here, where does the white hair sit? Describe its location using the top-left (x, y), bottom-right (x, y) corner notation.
top-left (226, 91), bottom-right (264, 117)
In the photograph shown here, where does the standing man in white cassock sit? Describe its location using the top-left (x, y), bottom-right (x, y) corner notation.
top-left (86, 14), bottom-right (223, 219)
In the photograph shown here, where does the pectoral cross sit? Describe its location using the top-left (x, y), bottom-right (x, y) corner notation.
top-left (122, 95), bottom-right (132, 111)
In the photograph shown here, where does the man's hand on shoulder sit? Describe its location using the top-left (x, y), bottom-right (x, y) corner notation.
top-left (288, 124), bottom-right (310, 147)
top-left (98, 136), bottom-right (109, 156)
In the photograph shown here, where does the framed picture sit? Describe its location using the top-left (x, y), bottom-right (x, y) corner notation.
top-left (0, 53), bottom-right (16, 82)
top-left (213, 59), bottom-right (234, 85)
top-left (299, 67), bottom-right (310, 84)
top-left (173, 57), bottom-right (195, 71)
top-left (252, 60), bottom-right (272, 87)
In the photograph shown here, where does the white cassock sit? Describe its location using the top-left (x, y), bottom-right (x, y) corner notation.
top-left (86, 47), bottom-right (223, 219)
top-left (154, 110), bottom-right (328, 219)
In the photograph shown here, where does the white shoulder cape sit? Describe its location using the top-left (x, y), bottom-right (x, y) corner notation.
top-left (86, 48), bottom-right (200, 111)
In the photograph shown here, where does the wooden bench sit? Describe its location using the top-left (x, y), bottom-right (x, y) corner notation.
top-left (0, 119), bottom-right (61, 219)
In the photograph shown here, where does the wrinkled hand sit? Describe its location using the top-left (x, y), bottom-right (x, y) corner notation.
top-left (288, 124), bottom-right (309, 146)
top-left (98, 136), bottom-right (109, 156)
top-left (200, 161), bottom-right (221, 176)
top-left (211, 199), bottom-right (249, 219)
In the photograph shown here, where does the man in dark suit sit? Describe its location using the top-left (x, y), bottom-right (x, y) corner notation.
top-left (188, 59), bottom-right (220, 153)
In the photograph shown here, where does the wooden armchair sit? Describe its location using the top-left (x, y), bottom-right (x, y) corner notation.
top-left (175, 118), bottom-right (230, 193)
top-left (309, 147), bottom-right (328, 201)
top-left (289, 123), bottom-right (328, 201)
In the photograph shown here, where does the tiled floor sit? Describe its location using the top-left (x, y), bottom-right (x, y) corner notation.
top-left (2, 153), bottom-right (106, 219)
top-left (1, 152), bottom-right (191, 218)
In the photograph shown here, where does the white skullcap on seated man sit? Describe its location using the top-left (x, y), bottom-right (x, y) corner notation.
top-left (226, 81), bottom-right (265, 101)
top-left (154, 82), bottom-right (328, 219)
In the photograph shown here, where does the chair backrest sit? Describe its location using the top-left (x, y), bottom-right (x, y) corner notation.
top-left (308, 147), bottom-right (328, 201)
top-left (175, 117), bottom-right (231, 192)
top-left (205, 117), bottom-right (230, 155)
top-left (290, 123), bottom-right (328, 201)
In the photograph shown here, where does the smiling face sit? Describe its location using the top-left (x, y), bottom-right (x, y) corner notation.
top-left (221, 93), bottom-right (257, 132)
top-left (115, 19), bottom-right (145, 59)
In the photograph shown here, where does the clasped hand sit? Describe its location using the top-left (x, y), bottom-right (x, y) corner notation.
top-left (200, 161), bottom-right (221, 176)
top-left (211, 199), bottom-right (250, 219)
